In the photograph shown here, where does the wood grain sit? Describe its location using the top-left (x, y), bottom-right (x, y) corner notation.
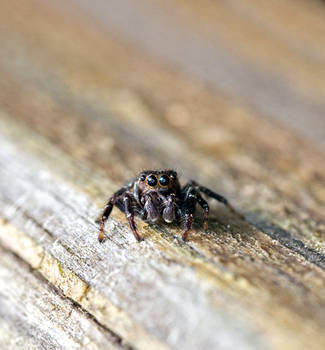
top-left (0, 246), bottom-right (128, 350)
top-left (0, 0), bottom-right (325, 349)
top-left (72, 0), bottom-right (325, 149)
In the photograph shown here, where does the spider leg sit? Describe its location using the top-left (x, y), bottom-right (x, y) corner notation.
top-left (123, 193), bottom-right (142, 242)
top-left (195, 193), bottom-right (210, 231)
top-left (183, 214), bottom-right (193, 241)
top-left (195, 183), bottom-right (244, 219)
top-left (181, 186), bottom-right (197, 241)
top-left (97, 187), bottom-right (127, 242)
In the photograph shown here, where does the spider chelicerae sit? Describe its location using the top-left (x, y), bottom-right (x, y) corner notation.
top-left (97, 169), bottom-right (243, 242)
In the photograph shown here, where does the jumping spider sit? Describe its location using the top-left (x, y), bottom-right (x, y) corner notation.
top-left (97, 170), bottom-right (243, 242)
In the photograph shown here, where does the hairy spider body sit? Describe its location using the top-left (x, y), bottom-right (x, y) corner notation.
top-left (97, 170), bottom-right (242, 242)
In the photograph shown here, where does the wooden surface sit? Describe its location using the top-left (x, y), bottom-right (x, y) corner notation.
top-left (0, 1), bottom-right (325, 349)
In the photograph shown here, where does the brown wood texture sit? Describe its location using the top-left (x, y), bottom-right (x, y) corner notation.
top-left (0, 1), bottom-right (325, 349)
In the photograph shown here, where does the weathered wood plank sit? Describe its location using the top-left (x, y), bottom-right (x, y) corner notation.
top-left (1, 115), bottom-right (325, 349)
top-left (0, 0), bottom-right (325, 349)
top-left (0, 246), bottom-right (128, 350)
top-left (0, 119), bottom-right (270, 349)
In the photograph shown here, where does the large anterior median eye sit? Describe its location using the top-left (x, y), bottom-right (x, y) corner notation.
top-left (159, 174), bottom-right (170, 186)
top-left (147, 175), bottom-right (157, 187)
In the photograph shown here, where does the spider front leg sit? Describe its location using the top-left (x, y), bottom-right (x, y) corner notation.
top-left (97, 187), bottom-right (127, 242)
top-left (196, 193), bottom-right (209, 231)
top-left (123, 193), bottom-right (143, 242)
top-left (98, 203), bottom-right (112, 242)
top-left (181, 187), bottom-right (197, 241)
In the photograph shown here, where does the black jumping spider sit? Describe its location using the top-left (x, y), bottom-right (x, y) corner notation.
top-left (97, 170), bottom-right (243, 242)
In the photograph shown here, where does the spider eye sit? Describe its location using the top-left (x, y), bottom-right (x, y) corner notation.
top-left (159, 175), bottom-right (170, 186)
top-left (170, 173), bottom-right (176, 180)
top-left (147, 175), bottom-right (157, 187)
top-left (139, 174), bottom-right (146, 182)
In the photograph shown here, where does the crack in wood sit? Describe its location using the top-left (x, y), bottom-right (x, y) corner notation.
top-left (247, 213), bottom-right (325, 270)
top-left (0, 244), bottom-right (135, 350)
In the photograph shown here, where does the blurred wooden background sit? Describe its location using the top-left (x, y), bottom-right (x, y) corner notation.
top-left (0, 0), bottom-right (325, 349)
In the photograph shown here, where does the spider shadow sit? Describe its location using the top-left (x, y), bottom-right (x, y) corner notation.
top-left (193, 207), bottom-right (256, 241)
top-left (143, 205), bottom-right (256, 246)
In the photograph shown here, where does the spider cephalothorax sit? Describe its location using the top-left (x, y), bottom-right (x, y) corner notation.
top-left (97, 169), bottom-right (242, 242)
